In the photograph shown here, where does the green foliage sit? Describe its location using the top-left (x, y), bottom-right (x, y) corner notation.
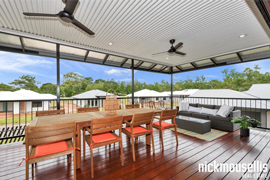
top-left (231, 115), bottom-right (261, 129)
top-left (9, 75), bottom-right (40, 92)
top-left (1, 65), bottom-right (270, 97)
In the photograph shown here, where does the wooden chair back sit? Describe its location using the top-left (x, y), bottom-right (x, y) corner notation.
top-left (90, 116), bottom-right (123, 135)
top-left (160, 109), bottom-right (177, 123)
top-left (36, 109), bottom-right (65, 117)
top-left (149, 101), bottom-right (156, 109)
top-left (159, 100), bottom-right (165, 108)
top-left (78, 107), bottom-right (99, 113)
top-left (126, 104), bottom-right (139, 109)
top-left (131, 112), bottom-right (154, 128)
top-left (25, 121), bottom-right (76, 147)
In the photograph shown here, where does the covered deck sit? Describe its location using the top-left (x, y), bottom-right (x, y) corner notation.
top-left (1, 128), bottom-right (269, 180)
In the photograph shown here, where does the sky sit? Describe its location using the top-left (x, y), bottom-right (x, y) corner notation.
top-left (0, 51), bottom-right (270, 86)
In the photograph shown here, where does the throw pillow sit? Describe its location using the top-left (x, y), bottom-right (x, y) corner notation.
top-left (217, 104), bottom-right (234, 117)
top-left (178, 102), bottom-right (189, 111)
top-left (188, 106), bottom-right (201, 113)
top-left (200, 107), bottom-right (218, 115)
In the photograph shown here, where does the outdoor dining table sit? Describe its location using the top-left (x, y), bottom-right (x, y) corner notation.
top-left (29, 108), bottom-right (162, 169)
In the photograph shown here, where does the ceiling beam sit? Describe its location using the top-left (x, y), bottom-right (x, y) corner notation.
top-left (84, 50), bottom-right (89, 61)
top-left (19, 37), bottom-right (25, 53)
top-left (210, 58), bottom-right (217, 66)
top-left (176, 66), bottom-right (182, 71)
top-left (149, 64), bottom-right (157, 71)
top-left (159, 66), bottom-right (167, 72)
top-left (236, 52), bottom-right (244, 62)
top-left (190, 62), bottom-right (198, 69)
top-left (120, 58), bottom-right (129, 67)
top-left (103, 54), bottom-right (109, 64)
top-left (135, 61), bottom-right (144, 69)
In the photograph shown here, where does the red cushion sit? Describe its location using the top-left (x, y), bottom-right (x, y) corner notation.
top-left (153, 121), bottom-right (173, 128)
top-left (92, 132), bottom-right (117, 143)
top-left (125, 126), bottom-right (147, 134)
top-left (35, 141), bottom-right (69, 157)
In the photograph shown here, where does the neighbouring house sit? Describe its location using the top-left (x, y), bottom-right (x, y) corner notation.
top-left (0, 89), bottom-right (56, 114)
top-left (72, 89), bottom-right (114, 108)
top-left (126, 89), bottom-right (165, 103)
top-left (188, 89), bottom-right (270, 128)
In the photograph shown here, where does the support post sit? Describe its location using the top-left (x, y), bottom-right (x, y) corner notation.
top-left (170, 67), bottom-right (173, 109)
top-left (56, 44), bottom-right (60, 110)
top-left (132, 59), bottom-right (134, 105)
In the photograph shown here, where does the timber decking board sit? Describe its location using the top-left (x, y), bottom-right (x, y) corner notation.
top-left (0, 128), bottom-right (269, 180)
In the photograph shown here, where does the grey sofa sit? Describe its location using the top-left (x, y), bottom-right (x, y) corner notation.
top-left (176, 103), bottom-right (241, 132)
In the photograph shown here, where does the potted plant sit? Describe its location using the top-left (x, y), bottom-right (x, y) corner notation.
top-left (231, 115), bottom-right (261, 137)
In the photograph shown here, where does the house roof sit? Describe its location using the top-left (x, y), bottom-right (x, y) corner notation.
top-left (0, 89), bottom-right (56, 101)
top-left (190, 89), bottom-right (256, 99)
top-left (159, 89), bottom-right (199, 96)
top-left (72, 89), bottom-right (112, 99)
top-left (127, 89), bottom-right (164, 97)
top-left (244, 84), bottom-right (270, 99)
top-left (0, 1), bottom-right (270, 74)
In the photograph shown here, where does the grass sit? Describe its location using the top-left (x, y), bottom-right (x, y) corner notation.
top-left (0, 115), bottom-right (35, 125)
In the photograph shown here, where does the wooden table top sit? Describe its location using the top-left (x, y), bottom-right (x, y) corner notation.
top-left (30, 108), bottom-right (161, 126)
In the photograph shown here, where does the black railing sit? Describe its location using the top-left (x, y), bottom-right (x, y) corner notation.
top-left (0, 96), bottom-right (269, 144)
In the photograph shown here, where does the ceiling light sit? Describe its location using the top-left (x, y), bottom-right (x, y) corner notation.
top-left (109, 42), bottom-right (113, 45)
top-left (239, 34), bottom-right (246, 38)
top-left (166, 57), bottom-right (169, 60)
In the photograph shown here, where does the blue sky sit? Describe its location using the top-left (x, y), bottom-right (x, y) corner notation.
top-left (0, 51), bottom-right (270, 86)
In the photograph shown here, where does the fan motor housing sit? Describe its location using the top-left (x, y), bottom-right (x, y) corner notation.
top-left (59, 11), bottom-right (74, 23)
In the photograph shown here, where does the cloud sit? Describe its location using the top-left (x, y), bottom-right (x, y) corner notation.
top-left (173, 76), bottom-right (181, 79)
top-left (105, 69), bottom-right (131, 76)
top-left (234, 60), bottom-right (270, 74)
top-left (0, 53), bottom-right (54, 77)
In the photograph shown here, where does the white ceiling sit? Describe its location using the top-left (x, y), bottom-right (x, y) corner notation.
top-left (0, 0), bottom-right (270, 66)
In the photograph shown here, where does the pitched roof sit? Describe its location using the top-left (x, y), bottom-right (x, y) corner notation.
top-left (244, 84), bottom-right (270, 99)
top-left (127, 89), bottom-right (164, 97)
top-left (190, 89), bottom-right (256, 99)
top-left (72, 89), bottom-right (112, 99)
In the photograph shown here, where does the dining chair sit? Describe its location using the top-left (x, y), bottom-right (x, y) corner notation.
top-left (36, 109), bottom-right (65, 117)
top-left (122, 112), bottom-right (155, 161)
top-left (152, 109), bottom-right (178, 150)
top-left (149, 101), bottom-right (156, 109)
top-left (22, 121), bottom-right (77, 180)
top-left (126, 104), bottom-right (140, 109)
top-left (77, 107), bottom-right (99, 159)
top-left (159, 100), bottom-right (165, 108)
top-left (83, 116), bottom-right (124, 178)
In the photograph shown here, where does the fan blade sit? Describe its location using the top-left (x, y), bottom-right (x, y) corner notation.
top-left (152, 51), bottom-right (168, 55)
top-left (72, 19), bottom-right (95, 35)
top-left (175, 51), bottom-right (186, 55)
top-left (23, 12), bottom-right (58, 17)
top-left (64, 0), bottom-right (79, 15)
top-left (174, 42), bottom-right (183, 50)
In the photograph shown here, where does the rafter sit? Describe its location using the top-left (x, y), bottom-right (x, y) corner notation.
top-left (84, 50), bottom-right (89, 61)
top-left (103, 54), bottom-right (109, 64)
top-left (19, 37), bottom-right (25, 53)
top-left (210, 58), bottom-right (217, 66)
top-left (159, 66), bottom-right (167, 72)
top-left (149, 64), bottom-right (157, 71)
top-left (135, 61), bottom-right (144, 69)
top-left (120, 58), bottom-right (128, 67)
top-left (190, 62), bottom-right (197, 69)
top-left (236, 52), bottom-right (244, 62)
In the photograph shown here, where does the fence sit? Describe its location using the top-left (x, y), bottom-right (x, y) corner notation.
top-left (0, 96), bottom-right (269, 144)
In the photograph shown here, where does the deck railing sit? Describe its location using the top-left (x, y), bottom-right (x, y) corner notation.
top-left (0, 96), bottom-right (269, 144)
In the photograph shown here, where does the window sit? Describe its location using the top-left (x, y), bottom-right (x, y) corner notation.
top-left (156, 97), bottom-right (159, 101)
top-left (163, 97), bottom-right (166, 100)
top-left (32, 101), bottom-right (42, 108)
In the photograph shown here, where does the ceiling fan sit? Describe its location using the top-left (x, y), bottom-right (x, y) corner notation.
top-left (152, 39), bottom-right (186, 56)
top-left (23, 0), bottom-right (95, 36)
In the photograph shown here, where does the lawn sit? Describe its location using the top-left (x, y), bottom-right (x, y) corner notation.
top-left (0, 115), bottom-right (35, 125)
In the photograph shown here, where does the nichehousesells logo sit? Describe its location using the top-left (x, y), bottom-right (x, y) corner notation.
top-left (198, 160), bottom-right (268, 173)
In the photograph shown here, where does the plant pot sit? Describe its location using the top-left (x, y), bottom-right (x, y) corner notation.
top-left (240, 128), bottom-right (250, 137)
top-left (251, 122), bottom-right (257, 128)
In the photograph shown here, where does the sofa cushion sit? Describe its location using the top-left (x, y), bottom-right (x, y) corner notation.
top-left (178, 111), bottom-right (192, 116)
top-left (198, 104), bottom-right (215, 109)
top-left (178, 102), bottom-right (189, 111)
top-left (209, 115), bottom-right (231, 122)
top-left (200, 107), bottom-right (218, 116)
top-left (188, 106), bottom-right (202, 113)
top-left (217, 104), bottom-right (234, 117)
top-left (192, 112), bottom-right (209, 119)
top-left (189, 103), bottom-right (198, 107)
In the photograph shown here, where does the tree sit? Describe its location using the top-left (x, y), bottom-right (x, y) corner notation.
top-left (0, 83), bottom-right (18, 91)
top-left (40, 83), bottom-right (57, 95)
top-left (9, 75), bottom-right (40, 92)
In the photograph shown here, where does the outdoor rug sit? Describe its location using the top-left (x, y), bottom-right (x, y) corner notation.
top-left (171, 128), bottom-right (228, 142)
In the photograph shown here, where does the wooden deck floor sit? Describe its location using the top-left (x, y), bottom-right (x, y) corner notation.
top-left (1, 129), bottom-right (270, 180)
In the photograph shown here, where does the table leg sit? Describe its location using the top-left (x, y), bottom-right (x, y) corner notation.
top-left (146, 123), bottom-right (151, 145)
top-left (76, 125), bottom-right (81, 169)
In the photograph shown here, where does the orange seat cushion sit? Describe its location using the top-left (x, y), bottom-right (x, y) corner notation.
top-left (92, 132), bottom-right (117, 143)
top-left (153, 121), bottom-right (173, 128)
top-left (125, 126), bottom-right (148, 134)
top-left (35, 141), bottom-right (69, 157)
